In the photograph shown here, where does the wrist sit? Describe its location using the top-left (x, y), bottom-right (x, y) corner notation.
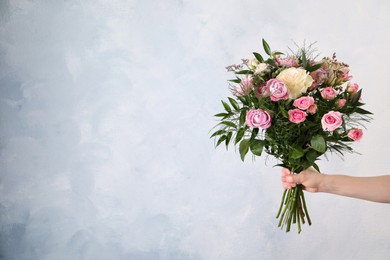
top-left (317, 173), bottom-right (328, 193)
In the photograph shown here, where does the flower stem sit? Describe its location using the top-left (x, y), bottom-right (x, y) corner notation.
top-left (301, 190), bottom-right (312, 226)
top-left (276, 189), bottom-right (287, 218)
top-left (276, 166), bottom-right (312, 233)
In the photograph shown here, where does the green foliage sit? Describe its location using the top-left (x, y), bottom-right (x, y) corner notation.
top-left (250, 139), bottom-right (264, 156)
top-left (239, 139), bottom-right (250, 161)
top-left (311, 135), bottom-right (326, 153)
top-left (262, 38), bottom-right (272, 56)
top-left (253, 52), bottom-right (264, 62)
top-left (211, 38), bottom-right (372, 173)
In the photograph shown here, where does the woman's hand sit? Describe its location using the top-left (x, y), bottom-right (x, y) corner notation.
top-left (281, 167), bottom-right (325, 192)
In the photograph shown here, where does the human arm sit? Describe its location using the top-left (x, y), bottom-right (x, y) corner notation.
top-left (281, 168), bottom-right (390, 203)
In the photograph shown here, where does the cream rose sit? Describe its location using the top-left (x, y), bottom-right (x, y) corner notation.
top-left (247, 58), bottom-right (260, 70)
top-left (276, 68), bottom-right (314, 99)
top-left (254, 63), bottom-right (269, 74)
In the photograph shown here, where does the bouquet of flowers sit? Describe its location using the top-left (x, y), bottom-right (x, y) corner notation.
top-left (210, 39), bottom-right (372, 233)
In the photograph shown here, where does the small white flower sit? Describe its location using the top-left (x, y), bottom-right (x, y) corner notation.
top-left (254, 63), bottom-right (269, 74)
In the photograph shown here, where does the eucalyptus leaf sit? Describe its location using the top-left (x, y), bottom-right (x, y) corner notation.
top-left (289, 147), bottom-right (304, 159)
top-left (311, 135), bottom-right (326, 153)
top-left (305, 149), bottom-right (318, 162)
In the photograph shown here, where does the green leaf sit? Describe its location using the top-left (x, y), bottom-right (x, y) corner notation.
top-left (235, 70), bottom-right (253, 75)
top-left (237, 96), bottom-right (248, 106)
top-left (250, 139), bottom-right (264, 156)
top-left (253, 52), bottom-right (264, 62)
top-left (221, 100), bottom-right (231, 112)
top-left (225, 132), bottom-right (232, 149)
top-left (228, 97), bottom-right (240, 110)
top-left (351, 89), bottom-right (362, 104)
top-left (239, 110), bottom-right (246, 126)
top-left (289, 147), bottom-right (304, 159)
top-left (301, 51), bottom-right (308, 68)
top-left (210, 129), bottom-right (225, 138)
top-left (235, 128), bottom-right (246, 144)
top-left (214, 113), bottom-right (228, 117)
top-left (311, 135), bottom-right (326, 153)
top-left (239, 139), bottom-right (250, 161)
top-left (250, 128), bottom-right (259, 140)
top-left (228, 79), bottom-right (241, 84)
top-left (306, 62), bottom-right (323, 72)
top-left (220, 121), bottom-right (237, 128)
top-left (216, 135), bottom-right (227, 147)
top-left (312, 163), bottom-right (320, 173)
top-left (262, 38), bottom-right (271, 56)
top-left (354, 107), bottom-right (373, 115)
top-left (265, 58), bottom-right (276, 67)
top-left (272, 51), bottom-right (284, 56)
top-left (305, 149), bottom-right (318, 162)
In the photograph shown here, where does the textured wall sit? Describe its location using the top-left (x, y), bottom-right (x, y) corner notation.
top-left (1, 0), bottom-right (389, 259)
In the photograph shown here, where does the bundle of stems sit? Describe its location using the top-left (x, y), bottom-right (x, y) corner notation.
top-left (276, 184), bottom-right (311, 233)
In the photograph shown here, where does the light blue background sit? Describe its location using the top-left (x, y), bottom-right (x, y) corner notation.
top-left (1, 0), bottom-right (389, 259)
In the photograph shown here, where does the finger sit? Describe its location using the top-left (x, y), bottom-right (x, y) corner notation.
top-left (282, 182), bottom-right (291, 189)
top-left (287, 174), bottom-right (303, 185)
top-left (282, 168), bottom-right (291, 176)
top-left (281, 176), bottom-right (292, 184)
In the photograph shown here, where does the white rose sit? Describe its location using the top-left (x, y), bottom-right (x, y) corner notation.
top-left (276, 68), bottom-right (314, 99)
top-left (254, 63), bottom-right (269, 74)
top-left (247, 58), bottom-right (260, 70)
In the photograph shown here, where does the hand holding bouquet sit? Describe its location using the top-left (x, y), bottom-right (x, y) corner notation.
top-left (210, 39), bottom-right (372, 233)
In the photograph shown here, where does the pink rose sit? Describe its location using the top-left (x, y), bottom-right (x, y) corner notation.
top-left (233, 76), bottom-right (254, 96)
top-left (266, 79), bottom-right (289, 101)
top-left (255, 83), bottom-right (270, 98)
top-left (288, 109), bottom-right (307, 124)
top-left (275, 57), bottom-right (299, 67)
top-left (346, 83), bottom-right (359, 94)
top-left (245, 109), bottom-right (272, 129)
top-left (321, 87), bottom-right (338, 100)
top-left (307, 104), bottom-right (318, 114)
top-left (347, 128), bottom-right (363, 141)
top-left (336, 99), bottom-right (347, 108)
top-left (293, 96), bottom-right (315, 110)
top-left (321, 111), bottom-right (343, 131)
